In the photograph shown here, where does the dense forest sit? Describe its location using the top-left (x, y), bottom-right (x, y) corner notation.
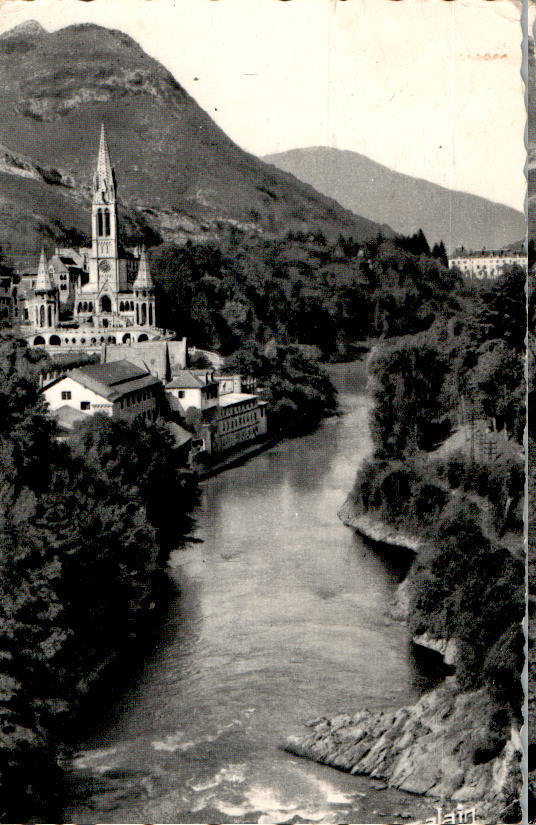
top-left (0, 333), bottom-right (198, 819)
top-left (150, 228), bottom-right (455, 361)
top-left (349, 265), bottom-right (525, 788)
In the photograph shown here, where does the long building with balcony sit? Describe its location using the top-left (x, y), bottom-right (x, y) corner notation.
top-left (449, 247), bottom-right (527, 281)
top-left (165, 369), bottom-right (268, 455)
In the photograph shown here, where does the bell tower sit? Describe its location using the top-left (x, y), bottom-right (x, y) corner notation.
top-left (87, 125), bottom-right (120, 298)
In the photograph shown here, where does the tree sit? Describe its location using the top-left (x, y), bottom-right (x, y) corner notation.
top-left (370, 335), bottom-right (448, 458)
top-left (431, 240), bottom-right (449, 268)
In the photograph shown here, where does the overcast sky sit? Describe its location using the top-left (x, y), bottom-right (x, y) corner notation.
top-left (1, 0), bottom-right (526, 211)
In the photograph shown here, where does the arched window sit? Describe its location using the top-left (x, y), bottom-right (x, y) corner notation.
top-left (119, 301), bottom-right (124, 312)
top-left (122, 333), bottom-right (131, 343)
top-left (100, 295), bottom-right (112, 313)
top-left (47, 305), bottom-right (52, 327)
top-left (104, 209), bottom-right (111, 237)
top-left (138, 333), bottom-right (148, 342)
top-left (83, 302), bottom-right (88, 312)
top-left (136, 304), bottom-right (139, 325)
top-left (130, 301), bottom-right (134, 311)
top-left (140, 303), bottom-right (147, 325)
top-left (33, 336), bottom-right (45, 346)
top-left (78, 303), bottom-right (82, 314)
top-left (149, 304), bottom-right (153, 326)
top-left (39, 305), bottom-right (45, 327)
top-left (89, 302), bottom-right (93, 312)
top-left (49, 335), bottom-right (61, 346)
top-left (97, 209), bottom-right (104, 237)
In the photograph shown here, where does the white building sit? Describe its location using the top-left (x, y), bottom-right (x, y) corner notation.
top-left (449, 248), bottom-right (527, 281)
top-left (166, 370), bottom-right (220, 414)
top-left (165, 369), bottom-right (268, 454)
top-left (212, 391), bottom-right (268, 452)
top-left (43, 359), bottom-right (162, 429)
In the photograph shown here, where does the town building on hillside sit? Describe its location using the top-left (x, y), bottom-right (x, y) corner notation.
top-left (42, 359), bottom-right (162, 430)
top-left (11, 126), bottom-right (179, 354)
top-left (166, 369), bottom-right (220, 414)
top-left (449, 247), bottom-right (526, 280)
top-left (165, 369), bottom-right (268, 455)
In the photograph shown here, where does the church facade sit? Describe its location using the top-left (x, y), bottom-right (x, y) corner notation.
top-left (16, 126), bottom-right (174, 354)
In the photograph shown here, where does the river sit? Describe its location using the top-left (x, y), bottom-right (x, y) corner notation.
top-left (61, 360), bottom-right (442, 824)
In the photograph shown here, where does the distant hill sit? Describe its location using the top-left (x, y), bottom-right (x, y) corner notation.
top-left (264, 147), bottom-right (525, 253)
top-left (0, 22), bottom-right (389, 269)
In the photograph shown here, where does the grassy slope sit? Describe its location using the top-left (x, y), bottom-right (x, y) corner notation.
top-left (0, 22), bottom-right (388, 264)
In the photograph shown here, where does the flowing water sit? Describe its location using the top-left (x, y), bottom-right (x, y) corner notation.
top-left (62, 361), bottom-right (441, 824)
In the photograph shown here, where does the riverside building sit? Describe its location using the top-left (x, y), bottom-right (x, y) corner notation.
top-left (165, 369), bottom-right (268, 455)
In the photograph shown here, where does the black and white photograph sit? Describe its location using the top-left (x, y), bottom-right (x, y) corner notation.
top-left (0, 0), bottom-right (528, 823)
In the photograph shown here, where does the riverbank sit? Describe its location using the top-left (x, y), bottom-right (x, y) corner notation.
top-left (337, 497), bottom-right (423, 555)
top-left (284, 365), bottom-right (523, 822)
top-left (195, 435), bottom-right (279, 479)
top-left (285, 499), bottom-right (522, 822)
top-left (285, 678), bottom-right (521, 824)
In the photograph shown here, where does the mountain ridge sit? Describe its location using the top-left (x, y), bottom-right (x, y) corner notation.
top-left (0, 22), bottom-right (390, 268)
top-left (264, 146), bottom-right (524, 252)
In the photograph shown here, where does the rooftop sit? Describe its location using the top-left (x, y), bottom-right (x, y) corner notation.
top-left (67, 359), bottom-right (161, 401)
top-left (167, 370), bottom-right (217, 390)
top-left (218, 392), bottom-right (259, 408)
top-left (72, 360), bottom-right (148, 386)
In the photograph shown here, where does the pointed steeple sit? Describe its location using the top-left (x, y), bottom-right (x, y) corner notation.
top-left (35, 248), bottom-right (54, 292)
top-left (133, 246), bottom-right (154, 289)
top-left (93, 124), bottom-right (115, 195)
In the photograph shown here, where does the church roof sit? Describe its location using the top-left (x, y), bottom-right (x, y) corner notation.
top-left (69, 359), bottom-right (161, 401)
top-left (35, 248), bottom-right (54, 292)
top-left (133, 247), bottom-right (154, 289)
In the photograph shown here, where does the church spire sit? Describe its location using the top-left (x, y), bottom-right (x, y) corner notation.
top-left (93, 124), bottom-right (115, 196)
top-left (35, 248), bottom-right (54, 292)
top-left (133, 246), bottom-right (154, 289)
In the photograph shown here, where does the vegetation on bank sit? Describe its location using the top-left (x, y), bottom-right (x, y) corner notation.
top-left (0, 333), bottom-right (198, 819)
top-left (226, 341), bottom-right (337, 436)
top-left (350, 265), bottom-right (525, 726)
top-left (150, 228), bottom-right (460, 361)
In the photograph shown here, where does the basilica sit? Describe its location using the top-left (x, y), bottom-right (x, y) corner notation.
top-left (16, 126), bottom-right (174, 353)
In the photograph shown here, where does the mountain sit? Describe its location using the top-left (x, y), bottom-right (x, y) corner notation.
top-left (264, 147), bottom-right (525, 252)
top-left (0, 22), bottom-right (390, 270)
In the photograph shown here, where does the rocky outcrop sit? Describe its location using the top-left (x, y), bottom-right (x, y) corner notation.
top-left (338, 497), bottom-right (422, 554)
top-left (285, 678), bottom-right (521, 823)
top-left (413, 632), bottom-right (458, 666)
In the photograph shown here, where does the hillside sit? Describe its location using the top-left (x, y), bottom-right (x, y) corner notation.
top-left (0, 21), bottom-right (390, 270)
top-left (264, 147), bottom-right (525, 252)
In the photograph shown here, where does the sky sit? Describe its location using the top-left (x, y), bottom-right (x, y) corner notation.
top-left (0, 0), bottom-right (526, 212)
